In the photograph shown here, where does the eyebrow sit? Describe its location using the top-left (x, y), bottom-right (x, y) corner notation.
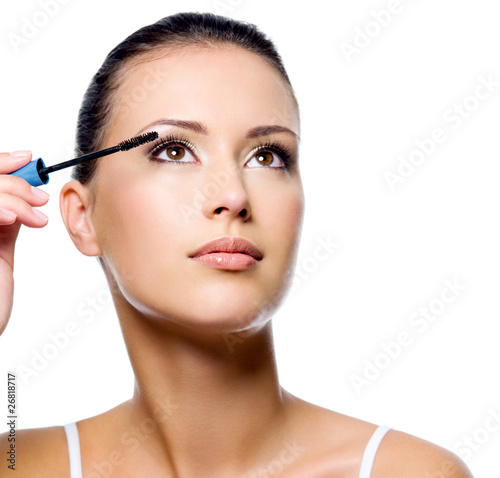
top-left (137, 119), bottom-right (300, 141)
top-left (245, 125), bottom-right (300, 141)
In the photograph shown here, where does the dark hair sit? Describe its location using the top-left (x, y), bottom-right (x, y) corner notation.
top-left (72, 12), bottom-right (297, 185)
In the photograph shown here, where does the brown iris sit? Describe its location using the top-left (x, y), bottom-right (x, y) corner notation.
top-left (166, 146), bottom-right (185, 160)
top-left (256, 151), bottom-right (273, 166)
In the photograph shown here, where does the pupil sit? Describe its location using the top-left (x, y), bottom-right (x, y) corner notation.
top-left (258, 152), bottom-right (273, 165)
top-left (167, 146), bottom-right (185, 160)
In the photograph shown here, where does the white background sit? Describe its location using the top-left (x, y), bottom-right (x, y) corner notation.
top-left (1, 1), bottom-right (499, 476)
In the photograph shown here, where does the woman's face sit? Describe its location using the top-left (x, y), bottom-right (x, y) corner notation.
top-left (87, 46), bottom-right (304, 333)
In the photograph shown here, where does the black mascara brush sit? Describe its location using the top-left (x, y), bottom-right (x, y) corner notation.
top-left (9, 131), bottom-right (159, 187)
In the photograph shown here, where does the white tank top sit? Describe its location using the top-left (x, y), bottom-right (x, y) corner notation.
top-left (64, 422), bottom-right (391, 477)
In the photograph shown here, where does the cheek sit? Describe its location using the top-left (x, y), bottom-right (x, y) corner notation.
top-left (91, 167), bottom-right (194, 280)
top-left (256, 176), bottom-right (304, 237)
top-left (251, 175), bottom-right (304, 269)
top-left (89, 164), bottom-right (304, 324)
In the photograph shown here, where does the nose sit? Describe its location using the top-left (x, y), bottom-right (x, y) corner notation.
top-left (201, 163), bottom-right (251, 221)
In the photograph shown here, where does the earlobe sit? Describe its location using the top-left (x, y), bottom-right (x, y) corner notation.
top-left (60, 180), bottom-right (102, 257)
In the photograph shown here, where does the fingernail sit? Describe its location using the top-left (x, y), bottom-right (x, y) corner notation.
top-left (10, 150), bottom-right (31, 158)
top-left (31, 186), bottom-right (50, 200)
top-left (32, 208), bottom-right (48, 222)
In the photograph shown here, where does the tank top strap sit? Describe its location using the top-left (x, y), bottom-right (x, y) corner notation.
top-left (358, 425), bottom-right (392, 478)
top-left (64, 422), bottom-right (83, 478)
top-left (63, 420), bottom-right (390, 478)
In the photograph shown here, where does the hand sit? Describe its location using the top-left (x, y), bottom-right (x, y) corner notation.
top-left (0, 151), bottom-right (49, 335)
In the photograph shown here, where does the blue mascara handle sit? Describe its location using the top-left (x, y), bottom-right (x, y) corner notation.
top-left (8, 158), bottom-right (49, 186)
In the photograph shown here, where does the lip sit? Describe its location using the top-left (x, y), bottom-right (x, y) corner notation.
top-left (189, 236), bottom-right (263, 270)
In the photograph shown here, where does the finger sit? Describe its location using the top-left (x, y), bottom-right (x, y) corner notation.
top-left (0, 208), bottom-right (18, 225)
top-left (0, 174), bottom-right (50, 207)
top-left (0, 151), bottom-right (33, 174)
top-left (0, 193), bottom-right (48, 228)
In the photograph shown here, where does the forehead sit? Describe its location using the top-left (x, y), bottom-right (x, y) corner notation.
top-left (110, 45), bottom-right (299, 139)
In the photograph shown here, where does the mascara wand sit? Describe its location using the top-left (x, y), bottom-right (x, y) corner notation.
top-left (9, 131), bottom-right (159, 187)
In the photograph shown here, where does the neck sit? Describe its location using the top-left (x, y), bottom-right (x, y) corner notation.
top-left (117, 308), bottom-right (295, 477)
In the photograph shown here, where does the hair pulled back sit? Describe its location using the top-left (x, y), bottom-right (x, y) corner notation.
top-left (73, 12), bottom-right (296, 184)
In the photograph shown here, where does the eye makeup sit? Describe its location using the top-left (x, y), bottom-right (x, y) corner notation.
top-left (147, 133), bottom-right (296, 170)
top-left (147, 134), bottom-right (199, 163)
top-left (247, 141), bottom-right (295, 170)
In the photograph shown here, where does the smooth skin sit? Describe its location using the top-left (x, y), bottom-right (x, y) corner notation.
top-left (0, 46), bottom-right (473, 477)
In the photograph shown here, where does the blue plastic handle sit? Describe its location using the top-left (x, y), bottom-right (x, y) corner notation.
top-left (8, 158), bottom-right (49, 186)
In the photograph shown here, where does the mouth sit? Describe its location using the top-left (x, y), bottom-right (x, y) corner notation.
top-left (189, 236), bottom-right (263, 270)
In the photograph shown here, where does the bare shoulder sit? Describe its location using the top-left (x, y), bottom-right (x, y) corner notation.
top-left (0, 425), bottom-right (69, 477)
top-left (283, 393), bottom-right (474, 478)
top-left (373, 429), bottom-right (474, 478)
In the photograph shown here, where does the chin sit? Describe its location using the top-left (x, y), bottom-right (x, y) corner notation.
top-left (110, 259), bottom-right (294, 335)
top-left (174, 297), bottom-right (276, 333)
top-left (126, 285), bottom-right (287, 337)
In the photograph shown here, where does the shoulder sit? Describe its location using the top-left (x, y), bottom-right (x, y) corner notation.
top-left (283, 393), bottom-right (474, 477)
top-left (0, 425), bottom-right (69, 477)
top-left (372, 429), bottom-right (474, 478)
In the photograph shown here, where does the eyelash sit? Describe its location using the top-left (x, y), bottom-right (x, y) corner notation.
top-left (148, 134), bottom-right (198, 162)
top-left (250, 141), bottom-right (294, 170)
top-left (147, 134), bottom-right (295, 170)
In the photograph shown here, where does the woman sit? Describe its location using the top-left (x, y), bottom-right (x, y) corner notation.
top-left (0, 13), bottom-right (473, 477)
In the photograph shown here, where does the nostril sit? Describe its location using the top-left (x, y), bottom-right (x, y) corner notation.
top-left (211, 206), bottom-right (249, 218)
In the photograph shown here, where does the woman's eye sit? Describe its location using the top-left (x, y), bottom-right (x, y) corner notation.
top-left (154, 144), bottom-right (197, 163)
top-left (246, 150), bottom-right (284, 168)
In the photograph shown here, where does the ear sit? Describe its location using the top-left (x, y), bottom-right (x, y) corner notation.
top-left (59, 180), bottom-right (102, 257)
